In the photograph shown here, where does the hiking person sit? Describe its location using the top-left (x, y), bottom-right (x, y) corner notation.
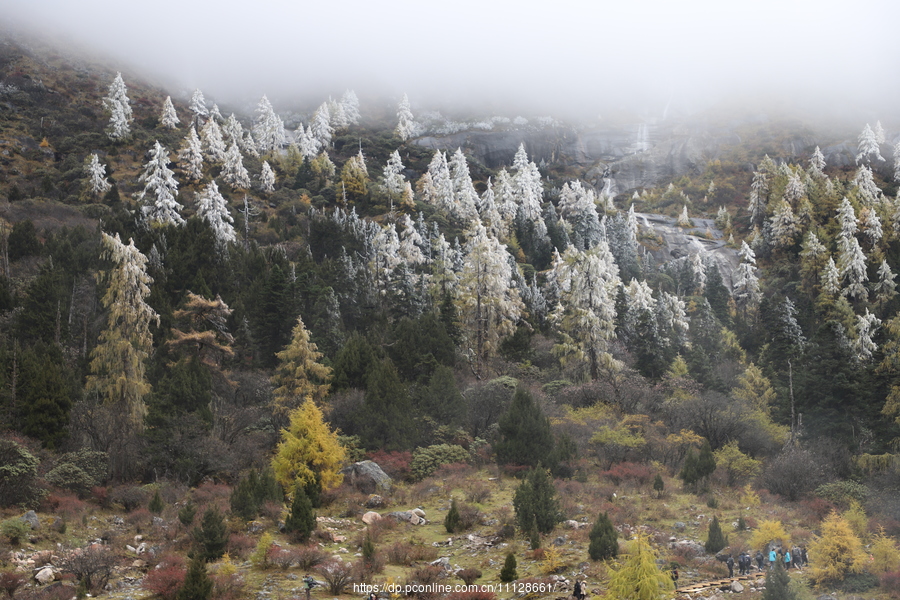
top-left (726, 554), bottom-right (735, 578)
top-left (737, 552), bottom-right (745, 575)
top-left (784, 549), bottom-right (791, 570)
top-left (303, 574), bottom-right (317, 600)
top-left (769, 548), bottom-right (776, 570)
top-left (573, 580), bottom-right (585, 600)
top-left (671, 567), bottom-right (679, 588)
top-left (755, 550), bottom-right (764, 571)
top-left (801, 546), bottom-right (808, 565)
top-left (792, 546), bottom-right (802, 570)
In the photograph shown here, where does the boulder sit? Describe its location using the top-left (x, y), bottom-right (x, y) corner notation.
top-left (430, 557), bottom-right (450, 569)
top-left (387, 511), bottom-right (414, 523)
top-left (411, 508), bottom-right (426, 518)
top-left (730, 581), bottom-right (744, 593)
top-left (34, 567), bottom-right (55, 584)
top-left (342, 461), bottom-right (392, 494)
top-left (362, 512), bottom-right (382, 525)
top-left (365, 495), bottom-right (386, 508)
top-left (409, 514), bottom-right (423, 525)
top-left (21, 511), bottom-right (39, 530)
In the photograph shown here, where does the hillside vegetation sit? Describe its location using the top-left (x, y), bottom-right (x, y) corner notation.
top-left (1, 32), bottom-right (900, 600)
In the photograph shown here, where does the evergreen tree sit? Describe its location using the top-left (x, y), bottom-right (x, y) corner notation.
top-left (357, 359), bottom-right (414, 450)
top-left (200, 119), bottom-right (226, 164)
top-left (495, 387), bottom-right (554, 467)
top-left (653, 474), bottom-right (665, 499)
top-left (138, 141), bottom-right (184, 226)
top-left (499, 553), bottom-right (517, 582)
top-left (193, 507), bottom-right (227, 562)
top-left (396, 93), bottom-right (416, 141)
top-left (513, 467), bottom-right (561, 535)
top-left (284, 484), bottom-right (316, 543)
top-left (177, 556), bottom-right (213, 600)
top-left (857, 123), bottom-right (884, 164)
top-left (103, 72), bottom-right (132, 140)
top-left (733, 242), bottom-right (761, 313)
top-left (272, 317), bottom-right (332, 415)
top-left (221, 143), bottom-right (250, 190)
top-left (588, 511), bottom-right (618, 561)
top-left (310, 102), bottom-right (334, 150)
top-left (160, 96), bottom-right (180, 129)
top-left (704, 516), bottom-right (727, 554)
top-left (189, 89), bottom-right (209, 128)
top-left (85, 153), bottom-right (111, 197)
top-left (195, 181), bottom-right (236, 249)
top-left (259, 160), bottom-right (276, 193)
top-left (445, 498), bottom-right (461, 533)
top-left (178, 127), bottom-right (204, 182)
top-left (253, 95), bottom-right (285, 155)
top-left (762, 560), bottom-right (796, 600)
top-left (149, 489), bottom-right (164, 514)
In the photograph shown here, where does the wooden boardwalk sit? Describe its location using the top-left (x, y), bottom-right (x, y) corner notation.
top-left (675, 571), bottom-right (765, 594)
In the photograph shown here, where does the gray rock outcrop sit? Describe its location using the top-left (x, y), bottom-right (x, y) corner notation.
top-left (342, 461), bottom-right (392, 494)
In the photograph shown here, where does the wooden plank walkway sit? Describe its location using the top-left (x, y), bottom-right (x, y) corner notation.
top-left (676, 571), bottom-right (765, 594)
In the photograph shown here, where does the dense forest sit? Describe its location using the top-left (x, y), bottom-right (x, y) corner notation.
top-left (2, 33), bottom-right (900, 600)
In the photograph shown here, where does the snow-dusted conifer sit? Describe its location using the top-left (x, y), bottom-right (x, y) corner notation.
top-left (875, 121), bottom-right (886, 145)
top-left (853, 309), bottom-right (881, 361)
top-left (189, 89), bottom-right (209, 128)
top-left (329, 97), bottom-right (349, 129)
top-left (209, 103), bottom-right (223, 123)
top-left (138, 141), bottom-right (183, 226)
top-left (296, 124), bottom-right (318, 160)
top-left (551, 241), bottom-right (622, 379)
top-left (383, 150), bottom-right (407, 208)
top-left (677, 205), bottom-right (691, 227)
top-left (85, 153), bottom-right (111, 197)
top-left (195, 181), bottom-right (235, 247)
top-left (859, 207), bottom-right (883, 247)
top-left (420, 151), bottom-right (454, 213)
top-left (103, 72), bottom-right (132, 140)
top-left (478, 178), bottom-right (504, 238)
top-left (494, 169), bottom-right (518, 231)
top-left (253, 95), bottom-right (286, 154)
top-left (223, 114), bottom-right (243, 145)
top-left (893, 142), bottom-right (900, 184)
top-left (398, 213), bottom-right (427, 266)
top-left (783, 169), bottom-right (806, 204)
top-left (259, 161), bottom-right (275, 193)
top-left (200, 118), bottom-right (226, 163)
top-left (396, 93), bottom-right (416, 141)
top-left (310, 103), bottom-right (334, 150)
top-left (177, 126), bottom-right (204, 182)
top-left (733, 241), bottom-right (761, 311)
top-left (857, 123), bottom-right (885, 164)
top-left (449, 147), bottom-right (479, 222)
top-left (341, 90), bottom-right (360, 125)
top-left (822, 257), bottom-right (841, 297)
top-left (854, 165), bottom-right (882, 205)
top-left (512, 144), bottom-right (547, 239)
top-left (221, 143), bottom-right (250, 190)
top-left (749, 169), bottom-right (768, 225)
top-left (875, 259), bottom-right (898, 305)
top-left (809, 146), bottom-right (826, 178)
top-left (160, 96), bottom-right (179, 129)
top-left (838, 236), bottom-right (868, 301)
top-left (770, 199), bottom-right (800, 248)
top-left (837, 197), bottom-right (859, 240)
top-left (558, 181), bottom-right (602, 249)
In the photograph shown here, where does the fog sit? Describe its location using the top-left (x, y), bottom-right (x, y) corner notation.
top-left (3, 0), bottom-right (899, 121)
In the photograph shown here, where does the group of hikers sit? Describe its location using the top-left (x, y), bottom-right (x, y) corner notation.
top-left (725, 546), bottom-right (809, 577)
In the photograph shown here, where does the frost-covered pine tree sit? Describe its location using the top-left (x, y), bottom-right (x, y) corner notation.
top-left (770, 199), bottom-right (801, 248)
top-left (160, 96), bottom-right (179, 129)
top-left (259, 160), bottom-right (275, 193)
top-left (195, 180), bottom-right (235, 248)
top-left (800, 231), bottom-right (827, 290)
top-left (733, 241), bottom-right (761, 311)
top-left (310, 102), bottom-right (334, 150)
top-left (854, 165), bottom-right (882, 205)
top-left (396, 93), bottom-right (416, 141)
top-left (715, 206), bottom-right (731, 230)
top-left (209, 103), bottom-right (223, 123)
top-left (853, 309), bottom-right (881, 361)
top-left (478, 178), bottom-right (504, 238)
top-left (551, 241), bottom-right (622, 379)
top-left (837, 197), bottom-right (859, 240)
top-left (398, 213), bottom-right (427, 266)
top-left (838, 235), bottom-right (868, 301)
top-left (383, 150), bottom-right (407, 209)
top-left (875, 259), bottom-right (898, 306)
top-left (137, 141), bottom-right (184, 226)
top-left (449, 148), bottom-right (479, 222)
top-left (809, 146), bottom-right (826, 178)
top-left (296, 124), bottom-right (318, 161)
top-left (200, 118), bottom-right (226, 164)
top-left (420, 151), bottom-right (454, 213)
top-left (859, 207), bottom-right (883, 247)
top-left (676, 205), bottom-right (691, 227)
top-left (512, 144), bottom-right (548, 239)
top-left (341, 90), bottom-right (361, 125)
top-left (103, 72), bottom-right (132, 140)
top-left (456, 222), bottom-right (523, 373)
top-left (558, 181), bottom-right (602, 249)
top-left (222, 113), bottom-right (243, 146)
top-left (85, 153), bottom-right (112, 197)
top-left (822, 257), bottom-right (841, 297)
top-left (189, 89), bottom-right (209, 128)
top-left (177, 126), bottom-right (204, 182)
top-left (875, 121), bottom-right (886, 145)
top-left (494, 169), bottom-right (518, 232)
top-left (370, 223), bottom-right (402, 294)
top-left (253, 95), bottom-right (285, 155)
top-left (221, 143), bottom-right (250, 190)
top-left (749, 169), bottom-right (769, 226)
top-left (783, 169), bottom-right (806, 204)
top-left (857, 123), bottom-right (885, 164)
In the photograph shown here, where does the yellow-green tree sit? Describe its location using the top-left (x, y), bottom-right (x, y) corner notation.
top-left (607, 533), bottom-right (675, 600)
top-left (807, 511), bottom-right (866, 585)
top-left (842, 501), bottom-right (869, 542)
top-left (870, 527), bottom-right (900, 575)
top-left (713, 440), bottom-right (762, 487)
top-left (749, 520), bottom-right (789, 551)
top-left (272, 398), bottom-right (346, 494)
top-left (340, 151), bottom-right (368, 200)
top-left (272, 317), bottom-right (332, 417)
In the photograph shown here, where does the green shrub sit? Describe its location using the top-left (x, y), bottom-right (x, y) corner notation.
top-left (0, 519), bottom-right (30, 545)
top-left (149, 489), bottom-right (164, 515)
top-left (513, 467), bottom-right (561, 536)
top-left (445, 498), bottom-right (461, 533)
top-left (284, 485), bottom-right (316, 543)
top-left (410, 444), bottom-right (470, 480)
top-left (178, 501), bottom-right (197, 526)
top-left (588, 512), bottom-right (617, 561)
top-left (815, 481), bottom-right (870, 507)
top-left (499, 553), bottom-right (517, 582)
top-left (46, 463), bottom-right (95, 497)
top-left (0, 439), bottom-right (40, 508)
top-left (704, 516), bottom-right (728, 554)
top-left (193, 507), bottom-right (227, 562)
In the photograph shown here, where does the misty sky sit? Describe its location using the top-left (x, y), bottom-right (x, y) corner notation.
top-left (2, 0), bottom-right (898, 119)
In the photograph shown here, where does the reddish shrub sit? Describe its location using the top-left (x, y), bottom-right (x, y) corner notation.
top-left (193, 482), bottom-right (231, 509)
top-left (883, 570), bottom-right (900, 599)
top-left (260, 500), bottom-right (282, 522)
top-left (212, 571), bottom-right (245, 600)
top-left (799, 497), bottom-right (836, 522)
top-left (266, 545), bottom-right (295, 570)
top-left (142, 563), bottom-right (187, 600)
top-left (465, 483), bottom-right (492, 504)
top-left (226, 534), bottom-right (255, 559)
top-left (45, 492), bottom-right (86, 519)
top-left (457, 568), bottom-right (482, 586)
top-left (406, 565), bottom-right (444, 600)
top-left (433, 462), bottom-right (473, 479)
top-left (0, 571), bottom-right (26, 599)
top-left (127, 508), bottom-right (153, 528)
top-left (292, 545), bottom-right (328, 569)
top-left (366, 450), bottom-right (413, 481)
top-left (91, 486), bottom-right (110, 508)
top-left (600, 462), bottom-right (652, 487)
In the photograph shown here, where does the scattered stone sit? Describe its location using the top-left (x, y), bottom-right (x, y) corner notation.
top-left (430, 557), bottom-right (450, 569)
top-left (126, 545), bottom-right (136, 553)
top-left (387, 511), bottom-right (414, 523)
top-left (552, 536), bottom-right (566, 546)
top-left (730, 581), bottom-right (744, 593)
top-left (365, 495), bottom-right (385, 508)
top-left (132, 560), bottom-right (146, 569)
top-left (152, 517), bottom-right (165, 528)
top-left (563, 520), bottom-right (584, 529)
top-left (361, 512), bottom-right (382, 525)
top-left (409, 514), bottom-right (423, 525)
top-left (411, 508), bottom-right (426, 518)
top-left (674, 522), bottom-right (686, 531)
top-left (341, 461), bottom-right (392, 494)
top-left (332, 535), bottom-right (347, 543)
top-left (134, 535), bottom-right (143, 543)
top-left (34, 567), bottom-right (55, 584)
top-left (21, 511), bottom-right (39, 529)
top-left (113, 516), bottom-right (125, 525)
top-left (247, 521), bottom-right (265, 534)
